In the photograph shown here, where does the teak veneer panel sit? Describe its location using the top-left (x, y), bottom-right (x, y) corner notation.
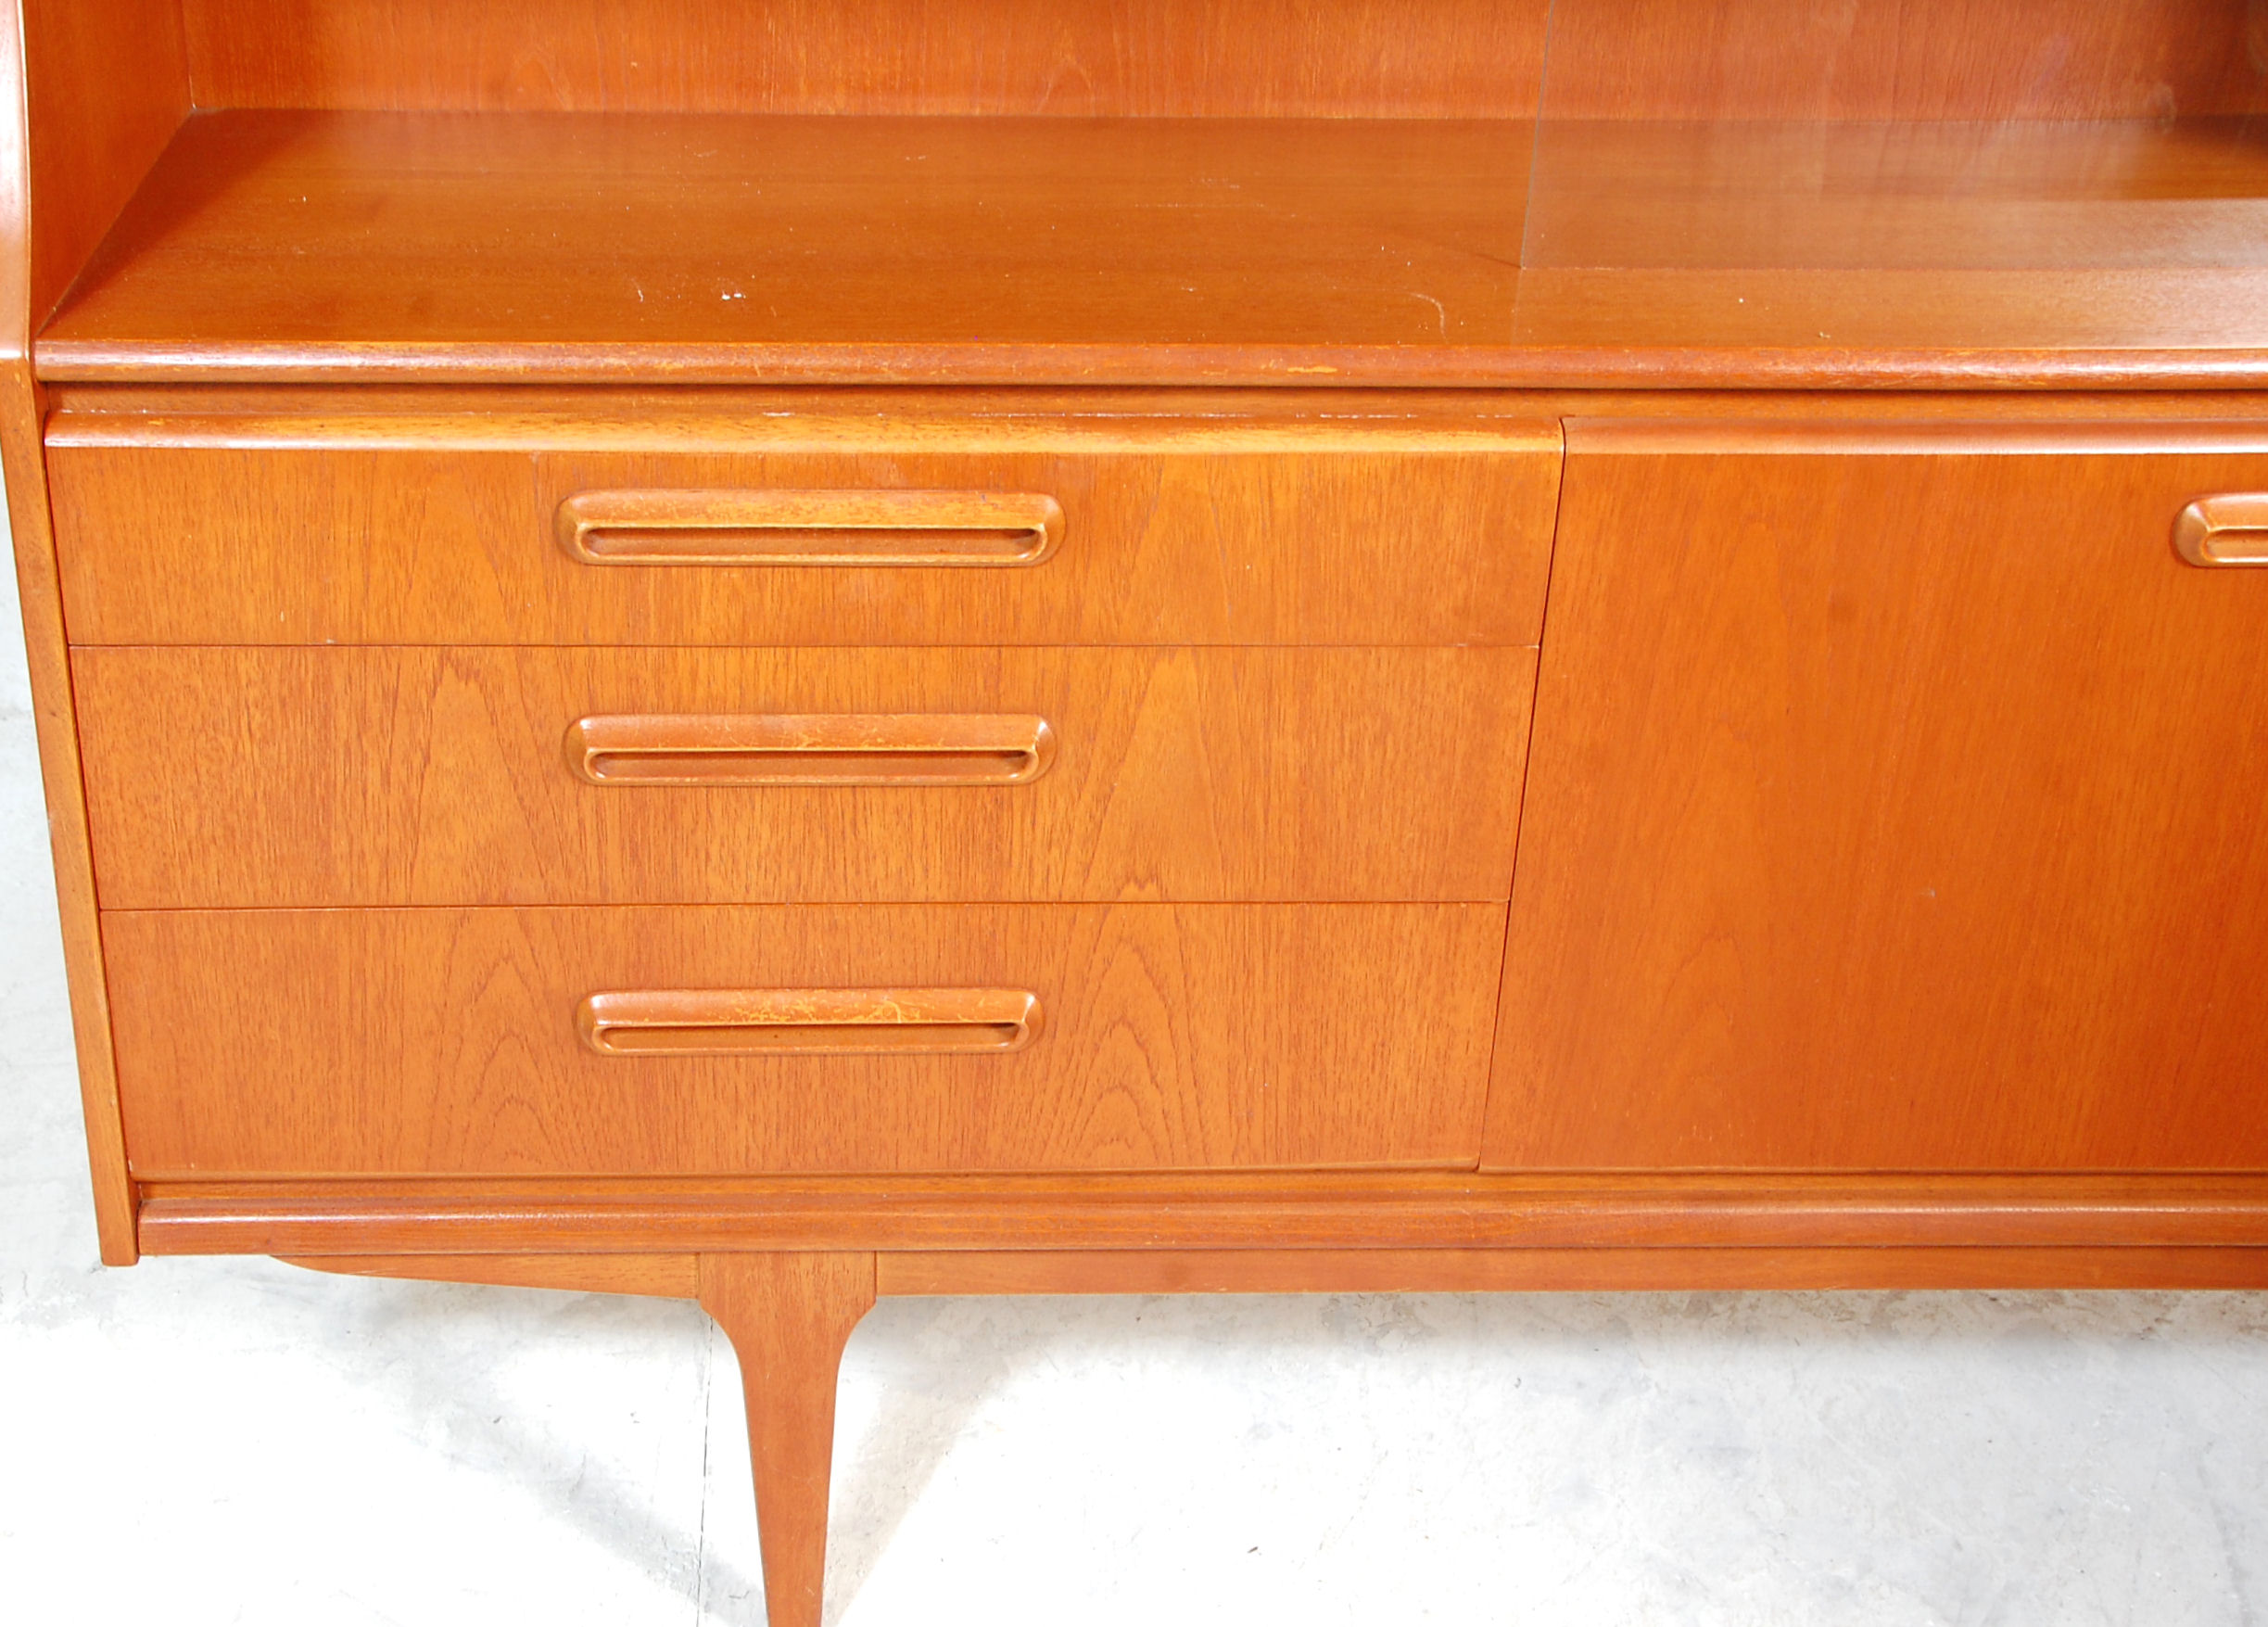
top-left (104, 903), bottom-right (1505, 1176)
top-left (288, 1251), bottom-right (703, 1299)
top-left (1538, 0), bottom-right (2268, 121)
top-left (1489, 426), bottom-right (2268, 1172)
top-left (47, 423), bottom-right (1560, 646)
top-left (74, 645), bottom-right (1534, 907)
top-left (20, 0), bottom-right (187, 329)
top-left (1523, 119), bottom-right (2268, 273)
top-left (37, 109), bottom-right (2268, 388)
top-left (275, 1243), bottom-right (2268, 1296)
top-left (38, 109), bottom-right (1532, 383)
top-left (181, 0), bottom-right (1551, 118)
top-left (133, 1172), bottom-right (2268, 1255)
top-left (1508, 116), bottom-right (2268, 363)
top-left (0, 4), bottom-right (144, 1260)
top-left (877, 1246), bottom-right (2268, 1295)
top-left (168, 0), bottom-right (2268, 123)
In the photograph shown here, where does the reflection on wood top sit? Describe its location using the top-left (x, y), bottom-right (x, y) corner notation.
top-left (36, 109), bottom-right (2268, 388)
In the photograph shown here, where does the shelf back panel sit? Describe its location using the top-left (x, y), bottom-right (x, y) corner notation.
top-left (1539, 0), bottom-right (2268, 121)
top-left (178, 0), bottom-right (1551, 118)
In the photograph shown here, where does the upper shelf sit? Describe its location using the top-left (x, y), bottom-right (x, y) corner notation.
top-left (33, 108), bottom-right (2268, 389)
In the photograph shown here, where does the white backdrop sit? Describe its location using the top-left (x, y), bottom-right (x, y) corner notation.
top-left (4, 496), bottom-right (2266, 1626)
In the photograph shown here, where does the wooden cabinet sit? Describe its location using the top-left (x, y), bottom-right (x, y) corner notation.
top-left (10, 1), bottom-right (2268, 1622)
top-left (1489, 425), bottom-right (2268, 1170)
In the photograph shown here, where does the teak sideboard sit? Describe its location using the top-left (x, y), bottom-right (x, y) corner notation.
top-left (9, 1), bottom-right (2268, 1621)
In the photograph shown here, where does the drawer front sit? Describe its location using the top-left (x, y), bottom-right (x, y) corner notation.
top-left (1489, 427), bottom-right (2268, 1172)
top-left (75, 645), bottom-right (1533, 907)
top-left (48, 434), bottom-right (1560, 646)
top-left (104, 903), bottom-right (1507, 1176)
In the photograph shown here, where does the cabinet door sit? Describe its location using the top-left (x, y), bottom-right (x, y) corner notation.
top-left (1488, 423), bottom-right (2268, 1170)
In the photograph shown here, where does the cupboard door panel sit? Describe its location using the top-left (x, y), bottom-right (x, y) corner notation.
top-left (1488, 427), bottom-right (2268, 1170)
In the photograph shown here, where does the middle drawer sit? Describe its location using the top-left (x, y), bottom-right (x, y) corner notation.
top-left (77, 645), bottom-right (1534, 908)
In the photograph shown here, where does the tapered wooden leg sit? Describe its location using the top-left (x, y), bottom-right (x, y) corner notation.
top-left (698, 1252), bottom-right (877, 1627)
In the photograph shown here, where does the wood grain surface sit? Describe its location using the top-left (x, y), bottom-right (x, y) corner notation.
top-left (1523, 119), bottom-right (2268, 273)
top-left (876, 1245), bottom-right (2268, 1294)
top-left (0, 5), bottom-right (140, 1260)
top-left (285, 1251), bottom-right (702, 1297)
top-left (180, 0), bottom-right (1551, 118)
top-left (1489, 426), bottom-right (2268, 1172)
top-left (698, 1252), bottom-right (875, 1627)
top-left (160, 0), bottom-right (2268, 123)
top-left (49, 422), bottom-right (1560, 646)
top-left (36, 107), bottom-right (2268, 388)
top-left (20, 0), bottom-right (187, 328)
top-left (104, 903), bottom-right (1506, 1177)
top-left (1537, 0), bottom-right (2268, 121)
top-left (267, 1243), bottom-right (2268, 1296)
top-left (74, 645), bottom-right (1532, 907)
top-left (37, 110), bottom-right (1531, 377)
top-left (132, 1171), bottom-right (2268, 1254)
top-left (44, 381), bottom-right (2268, 437)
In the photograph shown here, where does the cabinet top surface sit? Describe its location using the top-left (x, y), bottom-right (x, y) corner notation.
top-left (31, 108), bottom-right (2268, 389)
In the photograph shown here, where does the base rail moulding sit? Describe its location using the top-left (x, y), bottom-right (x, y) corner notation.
top-left (139, 1171), bottom-right (2268, 1257)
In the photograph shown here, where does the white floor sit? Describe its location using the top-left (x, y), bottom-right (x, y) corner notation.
top-left (6, 553), bottom-right (2268, 1627)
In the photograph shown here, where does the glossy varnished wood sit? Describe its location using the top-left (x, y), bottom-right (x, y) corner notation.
top-left (103, 903), bottom-right (1506, 1177)
top-left (0, 6), bottom-right (139, 1259)
top-left (1537, 0), bottom-right (2268, 121)
top-left (46, 380), bottom-right (2268, 436)
top-left (286, 1251), bottom-right (701, 1298)
top-left (38, 108), bottom-right (2268, 388)
top-left (37, 110), bottom-right (1532, 384)
top-left (12, 0), bottom-right (2268, 1609)
top-left (19, 0), bottom-right (187, 329)
top-left (698, 1252), bottom-right (875, 1627)
top-left (875, 1246), bottom-right (2268, 1295)
top-left (133, 1171), bottom-right (2268, 1255)
top-left (275, 1240), bottom-right (2268, 1297)
top-left (1523, 120), bottom-right (2268, 273)
top-left (47, 407), bottom-right (1559, 646)
top-left (1489, 424), bottom-right (2268, 1171)
top-left (1508, 117), bottom-right (2268, 365)
top-left (74, 645), bottom-right (1532, 907)
top-left (180, 0), bottom-right (1551, 118)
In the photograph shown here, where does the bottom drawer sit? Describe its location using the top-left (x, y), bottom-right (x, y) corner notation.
top-left (105, 904), bottom-right (1506, 1176)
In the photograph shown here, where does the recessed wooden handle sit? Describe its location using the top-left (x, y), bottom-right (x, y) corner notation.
top-left (557, 489), bottom-right (1064, 566)
top-left (565, 713), bottom-right (1056, 786)
top-left (2174, 494), bottom-right (2268, 566)
top-left (577, 987), bottom-right (1044, 1056)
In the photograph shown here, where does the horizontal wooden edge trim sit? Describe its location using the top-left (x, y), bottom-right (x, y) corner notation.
top-left (1565, 417), bottom-right (2268, 455)
top-left (876, 1246), bottom-right (2268, 1294)
top-left (282, 1252), bottom-right (701, 1298)
top-left (40, 384), bottom-right (2268, 433)
top-left (33, 340), bottom-right (2268, 393)
top-left (41, 410), bottom-right (1564, 454)
top-left (133, 1172), bottom-right (2268, 1257)
top-left (264, 1246), bottom-right (2268, 1299)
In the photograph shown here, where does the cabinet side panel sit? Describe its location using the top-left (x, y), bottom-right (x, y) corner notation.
top-left (22, 0), bottom-right (190, 327)
top-left (0, 8), bottom-right (138, 1260)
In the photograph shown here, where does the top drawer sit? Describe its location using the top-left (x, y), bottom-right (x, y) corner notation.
top-left (45, 400), bottom-right (1560, 646)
